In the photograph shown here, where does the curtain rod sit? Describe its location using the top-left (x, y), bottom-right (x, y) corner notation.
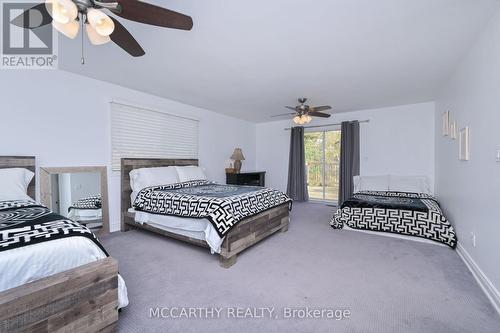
top-left (284, 119), bottom-right (370, 131)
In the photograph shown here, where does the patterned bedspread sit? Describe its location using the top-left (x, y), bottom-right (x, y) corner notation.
top-left (331, 191), bottom-right (457, 248)
top-left (68, 194), bottom-right (102, 212)
top-left (133, 180), bottom-right (292, 237)
top-left (0, 200), bottom-right (107, 253)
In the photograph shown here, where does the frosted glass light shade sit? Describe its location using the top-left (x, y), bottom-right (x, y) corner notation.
top-left (86, 23), bottom-right (111, 45)
top-left (46, 0), bottom-right (78, 24)
top-left (52, 20), bottom-right (79, 39)
top-left (293, 115), bottom-right (312, 125)
top-left (87, 8), bottom-right (115, 36)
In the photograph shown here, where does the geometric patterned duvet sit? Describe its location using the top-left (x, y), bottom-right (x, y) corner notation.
top-left (68, 194), bottom-right (102, 211)
top-left (0, 200), bottom-right (108, 253)
top-left (330, 191), bottom-right (457, 248)
top-left (134, 180), bottom-right (292, 238)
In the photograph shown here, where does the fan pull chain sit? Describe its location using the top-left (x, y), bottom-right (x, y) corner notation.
top-left (81, 14), bottom-right (85, 65)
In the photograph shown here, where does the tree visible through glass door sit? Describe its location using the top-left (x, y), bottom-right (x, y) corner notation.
top-left (304, 130), bottom-right (341, 202)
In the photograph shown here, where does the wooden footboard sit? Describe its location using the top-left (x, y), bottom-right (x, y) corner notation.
top-left (219, 204), bottom-right (290, 268)
top-left (125, 204), bottom-right (290, 269)
top-left (0, 257), bottom-right (119, 333)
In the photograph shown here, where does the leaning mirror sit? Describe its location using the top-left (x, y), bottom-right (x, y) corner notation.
top-left (40, 166), bottom-right (109, 235)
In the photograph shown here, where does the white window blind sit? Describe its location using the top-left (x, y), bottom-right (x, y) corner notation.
top-left (110, 102), bottom-right (199, 171)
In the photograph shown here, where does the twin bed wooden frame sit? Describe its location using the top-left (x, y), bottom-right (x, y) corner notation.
top-left (121, 158), bottom-right (290, 268)
top-left (0, 156), bottom-right (119, 332)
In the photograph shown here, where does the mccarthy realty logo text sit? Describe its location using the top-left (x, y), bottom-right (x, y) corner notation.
top-left (1, 1), bottom-right (58, 69)
top-left (149, 307), bottom-right (352, 321)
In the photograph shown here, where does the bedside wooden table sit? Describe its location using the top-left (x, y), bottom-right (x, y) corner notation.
top-left (226, 171), bottom-right (266, 187)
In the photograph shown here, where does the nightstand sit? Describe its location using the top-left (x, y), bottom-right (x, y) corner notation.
top-left (226, 171), bottom-right (266, 187)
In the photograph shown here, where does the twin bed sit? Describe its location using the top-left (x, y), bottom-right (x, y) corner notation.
top-left (0, 157), bottom-right (127, 332)
top-left (331, 175), bottom-right (457, 248)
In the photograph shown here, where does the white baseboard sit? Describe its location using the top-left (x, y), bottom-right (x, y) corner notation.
top-left (456, 242), bottom-right (500, 314)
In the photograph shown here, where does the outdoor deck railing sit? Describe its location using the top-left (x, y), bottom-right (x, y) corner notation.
top-left (306, 161), bottom-right (340, 187)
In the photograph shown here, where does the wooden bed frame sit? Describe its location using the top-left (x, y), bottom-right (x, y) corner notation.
top-left (0, 156), bottom-right (119, 332)
top-left (121, 158), bottom-right (290, 268)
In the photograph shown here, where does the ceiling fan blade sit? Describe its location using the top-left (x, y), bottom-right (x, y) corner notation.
top-left (11, 3), bottom-right (52, 29)
top-left (271, 112), bottom-right (297, 118)
top-left (285, 106), bottom-right (297, 111)
top-left (310, 106), bottom-right (332, 112)
top-left (110, 0), bottom-right (193, 30)
top-left (309, 111), bottom-right (331, 118)
top-left (110, 17), bottom-right (145, 57)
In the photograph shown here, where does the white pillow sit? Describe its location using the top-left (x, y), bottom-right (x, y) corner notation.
top-left (389, 175), bottom-right (430, 194)
top-left (175, 166), bottom-right (207, 182)
top-left (0, 168), bottom-right (34, 201)
top-left (357, 175), bottom-right (390, 192)
top-left (129, 166), bottom-right (180, 192)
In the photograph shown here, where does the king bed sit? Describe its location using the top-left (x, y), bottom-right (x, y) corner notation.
top-left (121, 158), bottom-right (292, 268)
top-left (0, 156), bottom-right (127, 332)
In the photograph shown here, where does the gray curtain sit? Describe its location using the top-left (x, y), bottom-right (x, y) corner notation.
top-left (338, 121), bottom-right (360, 205)
top-left (287, 127), bottom-right (309, 201)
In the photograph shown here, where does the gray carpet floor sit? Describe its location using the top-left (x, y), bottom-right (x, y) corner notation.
top-left (101, 202), bottom-right (500, 333)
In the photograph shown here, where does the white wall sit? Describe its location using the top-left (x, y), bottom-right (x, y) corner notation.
top-left (70, 172), bottom-right (101, 202)
top-left (256, 102), bottom-right (436, 193)
top-left (435, 9), bottom-right (500, 295)
top-left (0, 70), bottom-right (256, 232)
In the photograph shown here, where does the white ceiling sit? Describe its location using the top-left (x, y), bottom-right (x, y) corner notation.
top-left (59, 0), bottom-right (500, 122)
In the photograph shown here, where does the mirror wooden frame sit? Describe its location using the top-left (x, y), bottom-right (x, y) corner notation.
top-left (40, 166), bottom-right (110, 235)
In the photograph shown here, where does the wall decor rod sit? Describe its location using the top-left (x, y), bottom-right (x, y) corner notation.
top-left (284, 119), bottom-right (370, 130)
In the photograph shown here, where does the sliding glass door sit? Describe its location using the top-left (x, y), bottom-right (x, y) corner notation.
top-left (304, 130), bottom-right (341, 202)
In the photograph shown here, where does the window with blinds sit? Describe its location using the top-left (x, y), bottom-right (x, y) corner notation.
top-left (110, 102), bottom-right (199, 171)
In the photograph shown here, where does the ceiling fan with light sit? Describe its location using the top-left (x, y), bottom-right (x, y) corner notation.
top-left (13, 0), bottom-right (193, 61)
top-left (272, 98), bottom-right (333, 125)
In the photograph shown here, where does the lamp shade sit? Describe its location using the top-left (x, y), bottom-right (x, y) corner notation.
top-left (230, 148), bottom-right (245, 161)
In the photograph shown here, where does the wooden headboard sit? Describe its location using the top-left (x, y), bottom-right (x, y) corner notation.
top-left (0, 156), bottom-right (36, 200)
top-left (120, 158), bottom-right (199, 231)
